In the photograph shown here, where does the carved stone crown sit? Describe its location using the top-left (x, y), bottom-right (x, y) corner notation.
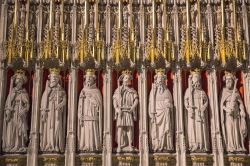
top-left (224, 71), bottom-right (236, 80)
top-left (155, 68), bottom-right (165, 75)
top-left (191, 68), bottom-right (201, 75)
top-left (122, 69), bottom-right (132, 76)
top-left (15, 69), bottom-right (25, 75)
top-left (49, 68), bottom-right (60, 75)
top-left (85, 69), bottom-right (96, 76)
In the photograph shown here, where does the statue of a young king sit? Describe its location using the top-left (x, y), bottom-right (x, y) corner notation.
top-left (2, 70), bottom-right (30, 153)
top-left (113, 70), bottom-right (139, 153)
top-left (220, 72), bottom-right (247, 153)
top-left (184, 70), bottom-right (210, 152)
top-left (77, 69), bottom-right (102, 152)
top-left (40, 68), bottom-right (67, 153)
top-left (148, 69), bottom-right (174, 152)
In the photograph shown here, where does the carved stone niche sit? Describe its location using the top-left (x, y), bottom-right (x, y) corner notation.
top-left (38, 154), bottom-right (64, 166)
top-left (149, 154), bottom-right (176, 166)
top-left (225, 155), bottom-right (250, 166)
top-left (187, 155), bottom-right (213, 166)
top-left (0, 155), bottom-right (26, 166)
top-left (76, 155), bottom-right (102, 166)
top-left (113, 155), bottom-right (139, 166)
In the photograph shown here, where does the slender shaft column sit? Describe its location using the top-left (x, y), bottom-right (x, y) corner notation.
top-left (102, 67), bottom-right (113, 166)
top-left (27, 65), bottom-right (43, 166)
top-left (243, 70), bottom-right (250, 152)
top-left (102, 0), bottom-right (112, 165)
top-left (0, 0), bottom-right (8, 153)
top-left (65, 1), bottom-right (77, 165)
top-left (173, 69), bottom-right (186, 166)
top-left (138, 0), bottom-right (149, 165)
top-left (65, 66), bottom-right (78, 166)
top-left (207, 69), bottom-right (224, 166)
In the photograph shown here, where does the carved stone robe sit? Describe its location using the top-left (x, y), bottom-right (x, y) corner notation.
top-left (149, 85), bottom-right (174, 151)
top-left (184, 87), bottom-right (210, 152)
top-left (2, 87), bottom-right (29, 152)
top-left (220, 88), bottom-right (247, 152)
top-left (77, 86), bottom-right (102, 152)
top-left (40, 85), bottom-right (66, 153)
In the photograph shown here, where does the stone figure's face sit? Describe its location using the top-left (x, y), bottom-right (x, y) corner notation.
top-left (225, 77), bottom-right (234, 89)
top-left (49, 73), bottom-right (60, 88)
top-left (122, 75), bottom-right (131, 86)
top-left (85, 75), bottom-right (95, 87)
top-left (15, 75), bottom-right (24, 88)
top-left (192, 76), bottom-right (201, 89)
top-left (155, 75), bottom-right (165, 85)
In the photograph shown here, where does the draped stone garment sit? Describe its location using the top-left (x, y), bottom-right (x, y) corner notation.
top-left (2, 88), bottom-right (30, 152)
top-left (220, 88), bottom-right (247, 152)
top-left (148, 87), bottom-right (174, 151)
top-left (113, 86), bottom-right (138, 127)
top-left (77, 87), bottom-right (102, 152)
top-left (184, 88), bottom-right (210, 152)
top-left (40, 86), bottom-right (66, 153)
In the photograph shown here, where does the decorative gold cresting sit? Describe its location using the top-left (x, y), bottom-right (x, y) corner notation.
top-left (5, 0), bottom-right (33, 68)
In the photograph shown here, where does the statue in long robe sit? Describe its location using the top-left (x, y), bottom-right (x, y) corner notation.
top-left (40, 69), bottom-right (67, 153)
top-left (220, 72), bottom-right (247, 153)
top-left (113, 70), bottom-right (139, 153)
top-left (2, 70), bottom-right (30, 153)
top-left (77, 70), bottom-right (102, 152)
top-left (184, 71), bottom-right (210, 152)
top-left (148, 69), bottom-right (174, 152)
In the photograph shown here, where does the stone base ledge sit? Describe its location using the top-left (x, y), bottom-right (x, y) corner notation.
top-left (0, 154), bottom-right (27, 165)
top-left (38, 154), bottom-right (65, 165)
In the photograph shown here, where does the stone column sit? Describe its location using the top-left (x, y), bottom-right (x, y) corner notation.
top-left (173, 69), bottom-right (186, 166)
top-left (243, 71), bottom-right (250, 152)
top-left (138, 1), bottom-right (149, 166)
top-left (65, 66), bottom-right (78, 166)
top-left (27, 65), bottom-right (43, 166)
top-left (65, 3), bottom-right (77, 166)
top-left (102, 1), bottom-right (112, 165)
top-left (0, 0), bottom-right (8, 154)
top-left (207, 69), bottom-right (225, 166)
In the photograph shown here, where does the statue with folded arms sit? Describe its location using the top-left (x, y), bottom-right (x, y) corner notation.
top-left (184, 69), bottom-right (210, 152)
top-left (220, 71), bottom-right (247, 153)
top-left (113, 70), bottom-right (139, 153)
top-left (77, 69), bottom-right (102, 152)
top-left (148, 68), bottom-right (174, 152)
top-left (40, 68), bottom-right (67, 153)
top-left (2, 70), bottom-right (30, 153)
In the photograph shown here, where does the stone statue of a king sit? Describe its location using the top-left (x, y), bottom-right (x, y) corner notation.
top-left (148, 68), bottom-right (174, 152)
top-left (77, 69), bottom-right (103, 152)
top-left (113, 70), bottom-right (139, 153)
top-left (2, 70), bottom-right (30, 153)
top-left (184, 70), bottom-right (210, 152)
top-left (40, 68), bottom-right (67, 153)
top-left (220, 71), bottom-right (247, 153)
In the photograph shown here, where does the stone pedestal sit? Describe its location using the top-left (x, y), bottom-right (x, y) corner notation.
top-left (225, 156), bottom-right (250, 166)
top-left (187, 155), bottom-right (213, 166)
top-left (150, 155), bottom-right (176, 166)
top-left (39, 155), bottom-right (64, 166)
top-left (113, 155), bottom-right (139, 166)
top-left (77, 155), bottom-right (102, 166)
top-left (0, 155), bottom-right (26, 166)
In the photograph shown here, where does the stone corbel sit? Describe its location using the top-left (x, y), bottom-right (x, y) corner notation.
top-left (114, 155), bottom-right (139, 166)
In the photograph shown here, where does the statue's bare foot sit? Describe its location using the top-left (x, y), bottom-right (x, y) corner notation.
top-left (128, 146), bottom-right (134, 152)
